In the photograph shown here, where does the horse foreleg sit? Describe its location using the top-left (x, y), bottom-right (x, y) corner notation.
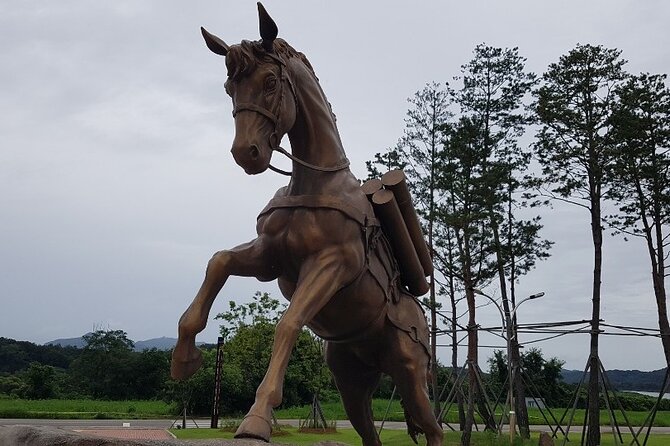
top-left (234, 247), bottom-right (359, 441)
top-left (171, 238), bottom-right (274, 380)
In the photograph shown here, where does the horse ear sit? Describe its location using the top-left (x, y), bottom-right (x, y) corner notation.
top-left (201, 27), bottom-right (229, 56)
top-left (257, 2), bottom-right (278, 51)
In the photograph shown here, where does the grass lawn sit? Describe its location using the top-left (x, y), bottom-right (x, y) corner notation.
top-left (171, 426), bottom-right (669, 446)
top-left (171, 426), bottom-right (534, 445)
top-left (1, 397), bottom-right (668, 429)
top-left (275, 399), bottom-right (670, 427)
top-left (0, 398), bottom-right (176, 419)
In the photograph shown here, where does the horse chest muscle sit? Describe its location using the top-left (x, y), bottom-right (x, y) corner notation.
top-left (258, 208), bottom-right (351, 261)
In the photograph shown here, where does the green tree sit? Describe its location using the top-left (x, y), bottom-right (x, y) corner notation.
top-left (163, 347), bottom-right (218, 416)
top-left (486, 350), bottom-right (508, 397)
top-left (70, 329), bottom-right (136, 399)
top-left (131, 349), bottom-right (171, 400)
top-left (0, 337), bottom-right (79, 374)
top-left (608, 73), bottom-right (670, 366)
top-left (367, 82), bottom-right (455, 419)
top-left (454, 44), bottom-right (549, 438)
top-left (217, 291), bottom-right (285, 341)
top-left (520, 349), bottom-right (567, 406)
top-left (0, 374), bottom-right (26, 397)
top-left (533, 43), bottom-right (628, 446)
top-left (489, 348), bottom-right (567, 406)
top-left (440, 116), bottom-right (499, 444)
top-left (22, 362), bottom-right (57, 399)
top-left (0, 341), bottom-right (28, 374)
top-left (215, 292), bottom-right (333, 412)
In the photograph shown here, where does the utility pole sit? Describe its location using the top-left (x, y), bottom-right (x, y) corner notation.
top-left (210, 337), bottom-right (224, 429)
top-left (473, 289), bottom-right (545, 443)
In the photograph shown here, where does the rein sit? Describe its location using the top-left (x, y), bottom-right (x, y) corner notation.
top-left (274, 146), bottom-right (350, 174)
top-left (232, 53), bottom-right (350, 176)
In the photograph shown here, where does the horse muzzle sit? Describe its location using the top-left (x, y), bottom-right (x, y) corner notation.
top-left (231, 143), bottom-right (272, 175)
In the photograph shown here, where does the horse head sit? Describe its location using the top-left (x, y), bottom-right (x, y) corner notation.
top-left (201, 3), bottom-right (298, 175)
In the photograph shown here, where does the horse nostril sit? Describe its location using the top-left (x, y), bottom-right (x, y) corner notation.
top-left (249, 145), bottom-right (260, 160)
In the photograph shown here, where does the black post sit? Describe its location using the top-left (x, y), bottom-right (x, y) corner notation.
top-left (210, 336), bottom-right (225, 429)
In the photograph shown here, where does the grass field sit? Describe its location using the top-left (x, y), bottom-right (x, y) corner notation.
top-left (274, 399), bottom-right (670, 427)
top-left (0, 397), bottom-right (668, 428)
top-left (171, 426), bottom-right (669, 446)
top-left (0, 398), bottom-right (176, 419)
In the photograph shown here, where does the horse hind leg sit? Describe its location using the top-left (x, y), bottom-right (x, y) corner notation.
top-left (383, 331), bottom-right (443, 446)
top-left (325, 342), bottom-right (382, 446)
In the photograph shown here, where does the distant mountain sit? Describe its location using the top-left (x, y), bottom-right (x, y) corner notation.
top-left (44, 334), bottom-right (90, 349)
top-left (134, 337), bottom-right (178, 351)
top-left (44, 335), bottom-right (206, 351)
top-left (561, 369), bottom-right (585, 385)
top-left (562, 368), bottom-right (667, 392)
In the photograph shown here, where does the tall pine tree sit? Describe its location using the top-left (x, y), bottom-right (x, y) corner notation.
top-left (533, 44), bottom-right (627, 446)
top-left (608, 73), bottom-right (670, 366)
top-left (454, 44), bottom-right (550, 438)
top-left (367, 82), bottom-right (453, 418)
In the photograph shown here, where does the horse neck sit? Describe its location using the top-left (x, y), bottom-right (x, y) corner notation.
top-left (285, 63), bottom-right (354, 195)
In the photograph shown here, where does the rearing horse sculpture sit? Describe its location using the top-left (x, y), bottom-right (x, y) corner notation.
top-left (171, 4), bottom-right (442, 446)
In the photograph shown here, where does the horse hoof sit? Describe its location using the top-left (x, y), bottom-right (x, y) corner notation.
top-left (170, 348), bottom-right (203, 380)
top-left (234, 414), bottom-right (272, 442)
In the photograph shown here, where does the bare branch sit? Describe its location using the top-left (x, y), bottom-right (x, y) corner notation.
top-left (537, 187), bottom-right (591, 210)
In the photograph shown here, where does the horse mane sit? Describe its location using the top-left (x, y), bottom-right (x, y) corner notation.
top-left (226, 38), bottom-right (316, 81)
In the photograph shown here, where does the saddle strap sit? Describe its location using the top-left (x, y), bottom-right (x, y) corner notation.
top-left (258, 194), bottom-right (380, 228)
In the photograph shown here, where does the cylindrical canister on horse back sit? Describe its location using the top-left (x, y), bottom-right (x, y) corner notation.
top-left (361, 178), bottom-right (383, 200)
top-left (381, 169), bottom-right (434, 276)
top-left (371, 189), bottom-right (430, 296)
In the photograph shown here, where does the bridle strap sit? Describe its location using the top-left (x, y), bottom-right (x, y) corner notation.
top-left (231, 54), bottom-right (350, 176)
top-left (233, 103), bottom-right (279, 126)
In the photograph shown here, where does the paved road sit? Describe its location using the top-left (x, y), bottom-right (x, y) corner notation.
top-left (0, 418), bottom-right (178, 429)
top-left (1, 418), bottom-right (669, 434)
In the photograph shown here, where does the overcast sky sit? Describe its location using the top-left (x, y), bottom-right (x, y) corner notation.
top-left (1, 1), bottom-right (669, 372)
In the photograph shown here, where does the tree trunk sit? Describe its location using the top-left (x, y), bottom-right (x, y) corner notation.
top-left (428, 123), bottom-right (441, 419)
top-left (448, 233), bottom-right (466, 429)
top-left (489, 208), bottom-right (531, 437)
top-left (652, 195), bottom-right (670, 366)
top-left (652, 267), bottom-right (670, 366)
top-left (511, 337), bottom-right (530, 438)
top-left (507, 187), bottom-right (530, 437)
top-left (463, 330), bottom-right (478, 446)
top-left (452, 316), bottom-right (466, 430)
top-left (429, 270), bottom-right (440, 419)
top-left (630, 151), bottom-right (670, 367)
top-left (463, 362), bottom-right (475, 446)
top-left (587, 198), bottom-right (602, 446)
top-left (462, 279), bottom-right (478, 446)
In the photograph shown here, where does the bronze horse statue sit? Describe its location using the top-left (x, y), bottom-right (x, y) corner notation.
top-left (171, 4), bottom-right (442, 446)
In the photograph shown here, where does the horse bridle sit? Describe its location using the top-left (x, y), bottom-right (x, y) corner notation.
top-left (231, 52), bottom-right (350, 176)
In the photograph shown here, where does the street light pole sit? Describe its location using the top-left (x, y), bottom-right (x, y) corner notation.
top-left (472, 289), bottom-right (545, 444)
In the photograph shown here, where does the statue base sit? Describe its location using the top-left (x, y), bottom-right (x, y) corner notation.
top-left (0, 425), bottom-right (349, 446)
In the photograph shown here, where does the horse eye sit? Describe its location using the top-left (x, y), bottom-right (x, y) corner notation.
top-left (264, 76), bottom-right (278, 93)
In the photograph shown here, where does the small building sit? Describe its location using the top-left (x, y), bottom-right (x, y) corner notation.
top-left (525, 397), bottom-right (546, 409)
